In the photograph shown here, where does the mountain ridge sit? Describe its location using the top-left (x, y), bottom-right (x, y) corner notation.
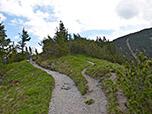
top-left (113, 27), bottom-right (152, 60)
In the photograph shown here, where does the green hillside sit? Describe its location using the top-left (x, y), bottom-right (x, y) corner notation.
top-left (36, 54), bottom-right (128, 113)
top-left (113, 28), bottom-right (152, 61)
top-left (1, 19), bottom-right (152, 114)
top-left (37, 55), bottom-right (90, 95)
top-left (0, 61), bottom-right (54, 114)
top-left (36, 53), bottom-right (152, 114)
top-left (35, 21), bottom-right (152, 113)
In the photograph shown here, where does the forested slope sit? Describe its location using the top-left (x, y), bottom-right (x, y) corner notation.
top-left (113, 28), bottom-right (152, 60)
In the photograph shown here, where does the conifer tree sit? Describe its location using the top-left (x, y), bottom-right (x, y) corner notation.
top-left (54, 21), bottom-right (70, 56)
top-left (35, 48), bottom-right (38, 55)
top-left (54, 20), bottom-right (69, 41)
top-left (0, 21), bottom-right (10, 76)
top-left (29, 46), bottom-right (32, 54)
top-left (17, 28), bottom-right (31, 54)
top-left (0, 21), bottom-right (10, 57)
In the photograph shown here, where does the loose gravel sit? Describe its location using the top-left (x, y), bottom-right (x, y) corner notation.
top-left (32, 62), bottom-right (107, 114)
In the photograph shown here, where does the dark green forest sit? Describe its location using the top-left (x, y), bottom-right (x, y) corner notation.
top-left (113, 28), bottom-right (152, 61)
top-left (39, 21), bottom-right (126, 64)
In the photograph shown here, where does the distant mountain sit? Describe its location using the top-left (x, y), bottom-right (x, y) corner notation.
top-left (113, 28), bottom-right (152, 61)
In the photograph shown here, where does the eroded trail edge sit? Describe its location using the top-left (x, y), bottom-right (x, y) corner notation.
top-left (31, 61), bottom-right (107, 114)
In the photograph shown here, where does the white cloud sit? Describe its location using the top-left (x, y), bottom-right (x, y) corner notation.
top-left (51, 0), bottom-right (121, 32)
top-left (0, 0), bottom-right (58, 40)
top-left (0, 13), bottom-right (6, 21)
top-left (34, 45), bottom-right (42, 53)
top-left (0, 0), bottom-right (152, 44)
top-left (50, 0), bottom-right (152, 36)
top-left (116, 0), bottom-right (141, 19)
top-left (10, 18), bottom-right (24, 26)
top-left (25, 18), bottom-right (58, 40)
top-left (14, 35), bottom-right (19, 39)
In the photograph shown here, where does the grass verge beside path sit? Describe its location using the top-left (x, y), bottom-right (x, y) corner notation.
top-left (75, 54), bottom-right (125, 77)
top-left (75, 54), bottom-right (127, 113)
top-left (0, 61), bottom-right (54, 114)
top-left (36, 54), bottom-right (128, 113)
top-left (37, 55), bottom-right (90, 95)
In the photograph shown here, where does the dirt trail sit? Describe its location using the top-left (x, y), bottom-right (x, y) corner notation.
top-left (31, 61), bottom-right (107, 114)
top-left (81, 61), bottom-right (108, 114)
top-left (126, 38), bottom-right (139, 62)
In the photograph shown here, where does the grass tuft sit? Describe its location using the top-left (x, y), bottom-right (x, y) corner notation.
top-left (85, 99), bottom-right (94, 105)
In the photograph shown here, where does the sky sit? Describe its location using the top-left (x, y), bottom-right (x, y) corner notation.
top-left (0, 0), bottom-right (152, 52)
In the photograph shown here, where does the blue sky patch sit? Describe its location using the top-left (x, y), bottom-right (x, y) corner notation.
top-left (34, 5), bottom-right (54, 14)
top-left (80, 29), bottom-right (114, 38)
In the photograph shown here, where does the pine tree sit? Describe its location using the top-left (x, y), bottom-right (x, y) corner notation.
top-left (54, 20), bottom-right (69, 41)
top-left (29, 46), bottom-right (32, 54)
top-left (117, 53), bottom-right (152, 113)
top-left (0, 21), bottom-right (10, 76)
top-left (0, 21), bottom-right (10, 57)
top-left (35, 48), bottom-right (38, 55)
top-left (25, 46), bottom-right (28, 54)
top-left (17, 28), bottom-right (31, 54)
top-left (53, 21), bottom-right (70, 56)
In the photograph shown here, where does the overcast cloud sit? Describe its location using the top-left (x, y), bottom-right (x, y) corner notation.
top-left (116, 0), bottom-right (140, 19)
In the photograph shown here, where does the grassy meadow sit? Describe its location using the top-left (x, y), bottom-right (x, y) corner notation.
top-left (0, 61), bottom-right (54, 114)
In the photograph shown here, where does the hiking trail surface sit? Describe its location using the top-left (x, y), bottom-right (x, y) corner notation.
top-left (31, 61), bottom-right (107, 114)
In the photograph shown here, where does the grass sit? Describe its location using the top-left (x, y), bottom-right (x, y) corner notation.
top-left (0, 61), bottom-right (54, 114)
top-left (72, 54), bottom-right (125, 79)
top-left (36, 54), bottom-right (127, 113)
top-left (74, 54), bottom-right (127, 113)
top-left (37, 55), bottom-right (90, 95)
top-left (85, 99), bottom-right (94, 105)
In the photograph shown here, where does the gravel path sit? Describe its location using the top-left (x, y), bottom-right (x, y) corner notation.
top-left (31, 62), bottom-right (107, 114)
top-left (81, 61), bottom-right (107, 114)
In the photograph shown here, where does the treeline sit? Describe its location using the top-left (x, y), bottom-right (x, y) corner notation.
top-left (40, 21), bottom-right (126, 64)
top-left (0, 20), bottom-right (37, 77)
